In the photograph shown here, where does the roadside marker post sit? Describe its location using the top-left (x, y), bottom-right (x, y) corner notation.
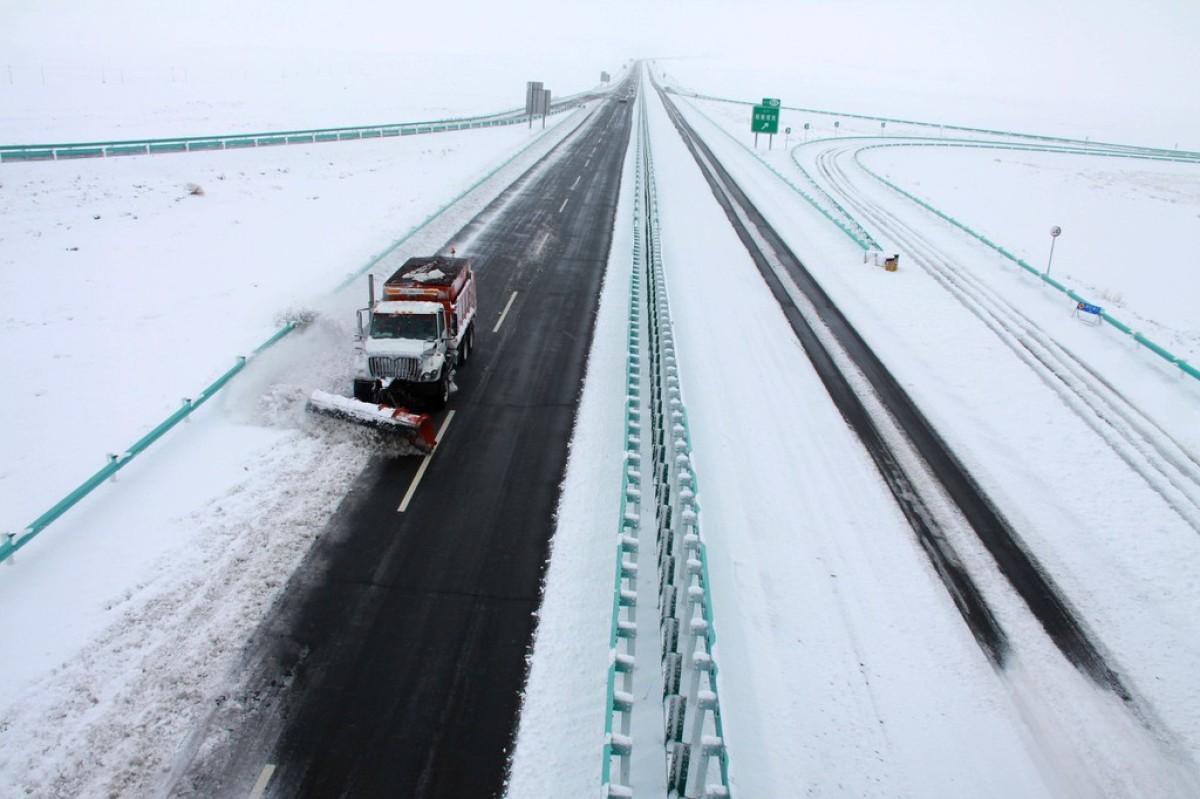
top-left (1045, 225), bottom-right (1063, 276)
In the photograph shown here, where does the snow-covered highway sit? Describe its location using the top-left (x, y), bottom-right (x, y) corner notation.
top-left (3, 8), bottom-right (1199, 793)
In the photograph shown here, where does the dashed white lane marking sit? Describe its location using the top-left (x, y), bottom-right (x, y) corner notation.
top-left (248, 764), bottom-right (276, 799)
top-left (570, 175), bottom-right (581, 190)
top-left (492, 290), bottom-right (519, 333)
top-left (584, 158), bottom-right (591, 168)
top-left (398, 411), bottom-right (456, 512)
top-left (558, 197), bottom-right (570, 214)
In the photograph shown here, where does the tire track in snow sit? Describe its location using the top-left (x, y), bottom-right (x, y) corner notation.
top-left (815, 145), bottom-right (1200, 533)
top-left (654, 82), bottom-right (1009, 668)
top-left (656, 81), bottom-right (1133, 701)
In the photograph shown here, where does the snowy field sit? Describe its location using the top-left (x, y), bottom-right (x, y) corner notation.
top-left (861, 146), bottom-right (1200, 358)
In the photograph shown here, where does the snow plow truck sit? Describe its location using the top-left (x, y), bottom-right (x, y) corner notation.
top-left (308, 255), bottom-right (478, 451)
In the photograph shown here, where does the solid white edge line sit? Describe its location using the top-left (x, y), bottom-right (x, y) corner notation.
top-left (248, 764), bottom-right (276, 799)
top-left (493, 290), bottom-right (519, 333)
top-left (558, 197), bottom-right (570, 213)
top-left (398, 410), bottom-right (456, 512)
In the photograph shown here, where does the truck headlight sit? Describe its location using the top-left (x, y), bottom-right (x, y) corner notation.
top-left (419, 354), bottom-right (443, 380)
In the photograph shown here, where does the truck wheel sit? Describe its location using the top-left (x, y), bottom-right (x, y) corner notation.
top-left (458, 323), bottom-right (474, 366)
top-left (433, 371), bottom-right (451, 410)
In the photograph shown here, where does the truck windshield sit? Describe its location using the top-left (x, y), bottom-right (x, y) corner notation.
top-left (371, 313), bottom-right (437, 340)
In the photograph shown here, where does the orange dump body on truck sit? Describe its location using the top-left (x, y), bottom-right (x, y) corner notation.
top-left (382, 256), bottom-right (477, 339)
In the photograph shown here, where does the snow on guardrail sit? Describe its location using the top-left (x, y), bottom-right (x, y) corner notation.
top-left (641, 91), bottom-right (732, 799)
top-left (599, 102), bottom-right (645, 794)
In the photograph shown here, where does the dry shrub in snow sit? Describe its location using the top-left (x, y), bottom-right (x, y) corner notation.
top-left (274, 307), bottom-right (319, 329)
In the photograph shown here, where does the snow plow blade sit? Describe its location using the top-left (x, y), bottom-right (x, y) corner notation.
top-left (307, 390), bottom-right (438, 451)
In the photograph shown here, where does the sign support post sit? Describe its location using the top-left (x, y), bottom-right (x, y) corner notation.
top-left (525, 81), bottom-right (544, 129)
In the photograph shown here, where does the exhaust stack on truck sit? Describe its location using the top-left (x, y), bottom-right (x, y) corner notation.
top-left (308, 255), bottom-right (478, 451)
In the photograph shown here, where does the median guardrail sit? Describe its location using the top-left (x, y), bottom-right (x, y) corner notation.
top-left (600, 97), bottom-right (646, 797)
top-left (640, 90), bottom-right (732, 798)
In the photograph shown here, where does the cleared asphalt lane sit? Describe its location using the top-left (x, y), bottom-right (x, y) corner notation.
top-left (169, 79), bottom-right (637, 798)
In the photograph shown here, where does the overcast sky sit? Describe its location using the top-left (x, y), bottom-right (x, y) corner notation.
top-left (4, 0), bottom-right (1197, 141)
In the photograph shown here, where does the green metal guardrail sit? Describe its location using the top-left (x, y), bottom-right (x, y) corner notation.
top-left (840, 140), bottom-right (1200, 383)
top-left (639, 90), bottom-right (732, 797)
top-left (1, 102), bottom-right (592, 564)
top-left (673, 88), bottom-right (1200, 161)
top-left (601, 99), bottom-right (646, 794)
top-left (0, 91), bottom-right (596, 163)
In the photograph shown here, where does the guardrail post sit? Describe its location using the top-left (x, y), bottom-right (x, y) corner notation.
top-left (638, 82), bottom-right (732, 797)
top-left (685, 690), bottom-right (718, 797)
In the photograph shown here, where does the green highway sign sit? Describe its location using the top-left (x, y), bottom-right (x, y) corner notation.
top-left (762, 97), bottom-right (781, 108)
top-left (751, 104), bottom-right (780, 134)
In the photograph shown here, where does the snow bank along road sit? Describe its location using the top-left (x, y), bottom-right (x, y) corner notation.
top-left (164, 74), bottom-right (639, 797)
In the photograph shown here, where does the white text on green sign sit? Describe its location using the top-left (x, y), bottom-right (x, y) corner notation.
top-left (752, 105), bottom-right (780, 134)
